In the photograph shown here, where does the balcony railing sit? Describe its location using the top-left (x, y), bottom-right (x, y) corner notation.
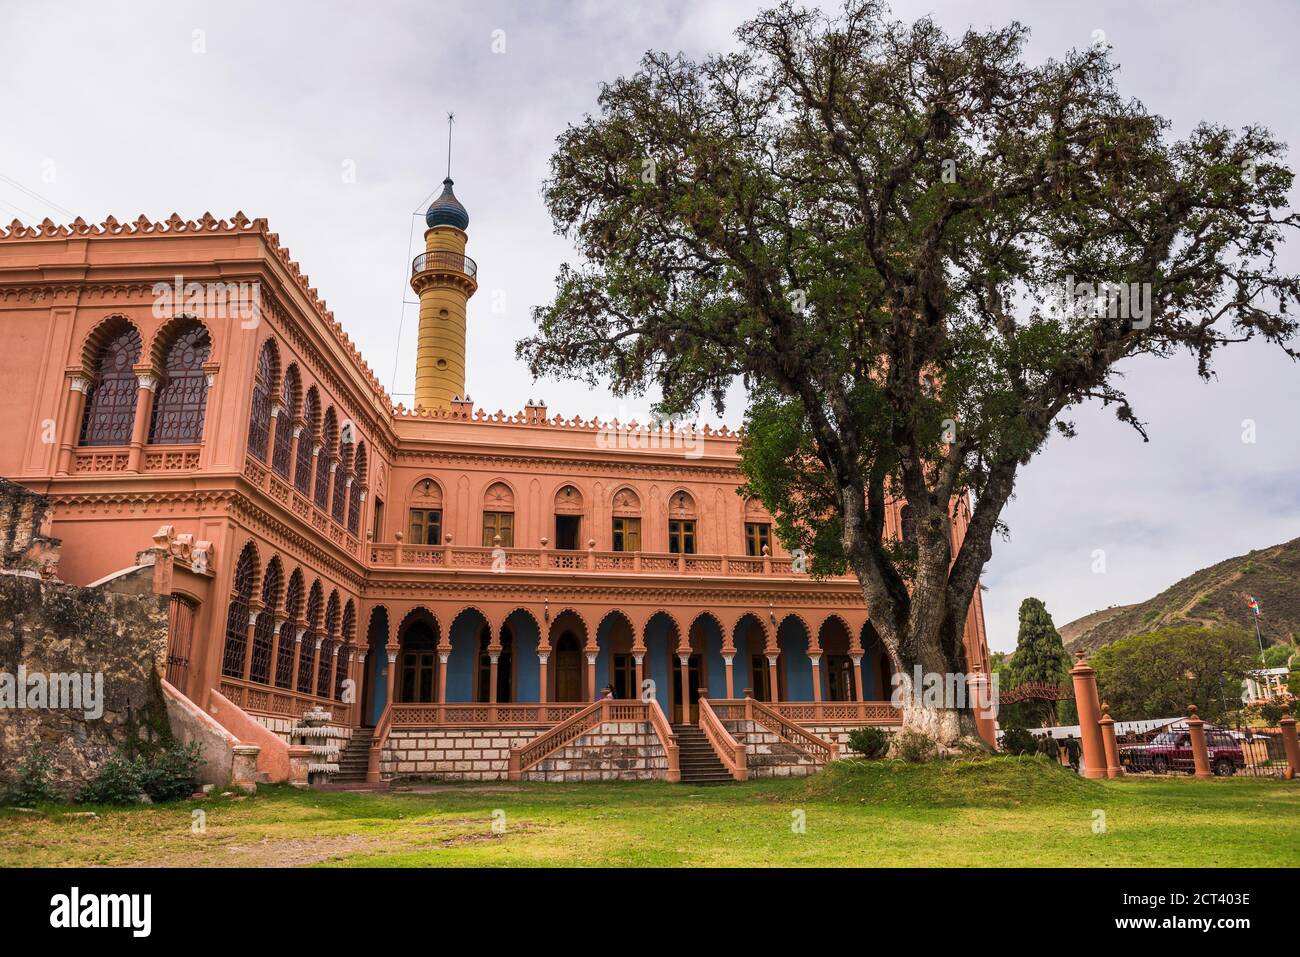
top-left (368, 542), bottom-right (853, 579)
top-left (412, 250), bottom-right (477, 279)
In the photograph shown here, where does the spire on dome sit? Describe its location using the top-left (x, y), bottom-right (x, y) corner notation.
top-left (426, 112), bottom-right (469, 230)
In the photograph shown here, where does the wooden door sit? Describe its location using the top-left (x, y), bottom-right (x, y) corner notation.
top-left (555, 633), bottom-right (582, 701)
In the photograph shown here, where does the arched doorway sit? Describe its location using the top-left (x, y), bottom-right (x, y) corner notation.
top-left (396, 610), bottom-right (440, 704)
top-left (819, 616), bottom-right (856, 701)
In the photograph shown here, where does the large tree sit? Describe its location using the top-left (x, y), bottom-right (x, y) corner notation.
top-left (1092, 625), bottom-right (1258, 722)
top-left (518, 1), bottom-right (1300, 747)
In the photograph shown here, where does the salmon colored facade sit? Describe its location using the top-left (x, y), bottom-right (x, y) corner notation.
top-left (0, 189), bottom-right (992, 781)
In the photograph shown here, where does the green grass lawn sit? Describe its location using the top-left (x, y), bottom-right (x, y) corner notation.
top-left (2, 757), bottom-right (1296, 867)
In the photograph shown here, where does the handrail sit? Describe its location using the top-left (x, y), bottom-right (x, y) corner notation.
top-left (366, 701), bottom-right (394, 783)
top-left (508, 698), bottom-right (607, 779)
top-left (698, 698), bottom-right (747, 781)
top-left (412, 250), bottom-right (478, 279)
top-left (646, 697), bottom-right (681, 783)
top-left (745, 696), bottom-right (838, 764)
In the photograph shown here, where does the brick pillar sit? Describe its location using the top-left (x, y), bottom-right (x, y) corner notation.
top-left (586, 652), bottom-right (598, 702)
top-left (290, 625), bottom-right (305, 694)
top-left (1186, 705), bottom-right (1212, 779)
top-left (1098, 702), bottom-right (1123, 778)
top-left (242, 602), bottom-right (263, 682)
top-left (1068, 651), bottom-right (1106, 780)
top-left (723, 654), bottom-right (735, 698)
top-left (266, 402), bottom-right (283, 471)
top-left (809, 653), bottom-right (822, 703)
top-left (309, 637), bottom-right (324, 696)
top-left (384, 638), bottom-right (400, 707)
top-left (767, 654), bottom-right (780, 704)
top-left (1279, 715), bottom-right (1300, 779)
top-left (632, 649), bottom-right (644, 700)
top-left (968, 672), bottom-right (998, 749)
top-left (269, 617), bottom-right (286, 689)
top-left (850, 654), bottom-right (865, 702)
top-left (436, 647), bottom-right (449, 722)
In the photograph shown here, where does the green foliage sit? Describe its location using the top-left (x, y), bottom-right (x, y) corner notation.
top-left (1258, 701), bottom-right (1286, 726)
top-left (895, 729), bottom-right (938, 764)
top-left (1261, 643), bottom-right (1295, 668)
top-left (77, 754), bottom-right (144, 806)
top-left (1000, 726), bottom-right (1039, 756)
top-left (3, 746), bottom-right (60, 806)
top-left (136, 744), bottom-right (202, 803)
top-left (1093, 624), bottom-right (1258, 721)
top-left (846, 726), bottom-right (890, 759)
top-left (76, 743), bottom-right (201, 806)
top-left (1007, 598), bottom-right (1071, 727)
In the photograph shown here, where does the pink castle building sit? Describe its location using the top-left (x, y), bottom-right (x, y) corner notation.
top-left (0, 179), bottom-right (991, 784)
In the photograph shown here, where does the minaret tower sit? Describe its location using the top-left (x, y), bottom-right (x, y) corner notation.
top-left (412, 113), bottom-right (477, 411)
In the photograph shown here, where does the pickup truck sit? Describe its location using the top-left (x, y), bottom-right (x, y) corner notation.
top-left (1118, 729), bottom-right (1244, 776)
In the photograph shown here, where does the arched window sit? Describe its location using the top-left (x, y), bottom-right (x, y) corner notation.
top-left (272, 364), bottom-right (299, 479)
top-left (297, 583), bottom-right (322, 693)
top-left (147, 320), bottom-right (211, 444)
top-left (348, 443), bottom-right (367, 536)
top-left (249, 558), bottom-right (281, 684)
top-left (276, 570), bottom-right (303, 689)
top-left (295, 388), bottom-right (319, 495)
top-left (611, 487), bottom-right (642, 552)
top-left (315, 408), bottom-right (337, 509)
top-left (220, 544), bottom-right (258, 678)
top-left (246, 340), bottom-right (277, 461)
top-left (482, 481), bottom-right (515, 547)
top-left (318, 592), bottom-right (340, 697)
top-left (335, 601), bottom-right (355, 701)
top-left (79, 321), bottom-right (142, 446)
top-left (332, 435), bottom-right (352, 523)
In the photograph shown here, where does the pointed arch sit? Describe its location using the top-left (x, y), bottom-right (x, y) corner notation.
top-left (249, 557), bottom-right (283, 684)
top-left (246, 338), bottom-right (279, 461)
top-left (314, 407), bottom-right (337, 508)
top-left (297, 580), bottom-right (324, 694)
top-left (272, 363), bottom-right (301, 478)
top-left (348, 441), bottom-right (367, 535)
top-left (79, 316), bottom-right (142, 447)
top-left (295, 386), bottom-right (319, 495)
top-left (220, 541), bottom-right (259, 678)
top-left (147, 317), bottom-right (212, 445)
top-left (275, 568), bottom-right (304, 688)
top-left (318, 590), bottom-right (341, 697)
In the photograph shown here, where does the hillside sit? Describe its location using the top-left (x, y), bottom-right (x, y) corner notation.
top-left (1060, 537), bottom-right (1300, 653)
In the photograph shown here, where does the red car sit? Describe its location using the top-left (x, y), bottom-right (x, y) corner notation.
top-left (1119, 729), bottom-right (1244, 776)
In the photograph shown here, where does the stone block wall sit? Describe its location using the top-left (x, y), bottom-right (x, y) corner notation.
top-left (0, 563), bottom-right (170, 795)
top-left (383, 727), bottom-right (541, 781)
top-left (724, 719), bottom-right (819, 777)
top-left (527, 721), bottom-right (668, 782)
top-left (807, 723), bottom-right (902, 758)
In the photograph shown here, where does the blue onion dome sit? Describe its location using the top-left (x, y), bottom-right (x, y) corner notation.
top-left (426, 177), bottom-right (469, 230)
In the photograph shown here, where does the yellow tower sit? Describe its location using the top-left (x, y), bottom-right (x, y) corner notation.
top-left (411, 176), bottom-right (477, 410)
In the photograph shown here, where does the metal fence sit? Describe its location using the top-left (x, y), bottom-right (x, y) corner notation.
top-left (1114, 720), bottom-right (1289, 778)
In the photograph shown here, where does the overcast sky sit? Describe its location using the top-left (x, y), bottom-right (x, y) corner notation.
top-left (4, 1), bottom-right (1298, 651)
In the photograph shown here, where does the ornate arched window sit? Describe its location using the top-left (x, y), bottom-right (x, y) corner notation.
top-left (332, 434), bottom-right (352, 523)
top-left (246, 339), bottom-right (277, 461)
top-left (249, 558), bottom-right (281, 684)
top-left (297, 583), bottom-right (323, 693)
top-left (335, 601), bottom-right (356, 701)
top-left (611, 487), bottom-right (642, 552)
top-left (147, 320), bottom-right (211, 445)
top-left (220, 544), bottom-right (258, 678)
top-left (348, 443), bottom-right (367, 536)
top-left (276, 570), bottom-right (303, 689)
top-left (272, 364), bottom-right (299, 479)
top-left (318, 592), bottom-right (340, 697)
top-left (482, 481), bottom-right (515, 547)
top-left (295, 388), bottom-right (319, 495)
top-left (79, 321), bottom-right (142, 446)
top-left (315, 408), bottom-right (337, 509)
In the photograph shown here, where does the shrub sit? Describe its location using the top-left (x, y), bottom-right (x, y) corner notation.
top-left (846, 726), bottom-right (890, 759)
top-left (1001, 727), bottom-right (1039, 756)
top-left (77, 754), bottom-right (144, 805)
top-left (137, 743), bottom-right (202, 802)
top-left (1259, 701), bottom-right (1285, 727)
top-left (895, 729), bottom-right (938, 763)
top-left (4, 745), bottom-right (60, 806)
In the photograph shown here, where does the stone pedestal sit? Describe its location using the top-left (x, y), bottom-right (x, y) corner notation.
top-left (291, 706), bottom-right (346, 786)
top-left (287, 744), bottom-right (313, 788)
top-left (231, 743), bottom-right (261, 794)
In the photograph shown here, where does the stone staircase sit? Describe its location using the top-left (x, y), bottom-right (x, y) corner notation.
top-left (330, 727), bottom-right (373, 785)
top-left (673, 723), bottom-right (734, 784)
